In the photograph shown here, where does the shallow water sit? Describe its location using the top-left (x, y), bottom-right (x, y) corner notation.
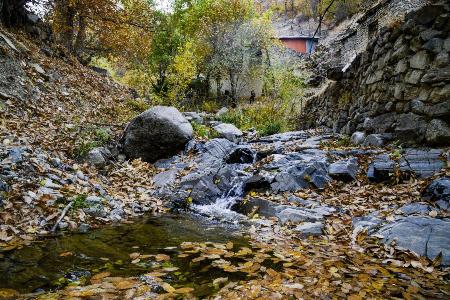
top-left (0, 214), bottom-right (249, 295)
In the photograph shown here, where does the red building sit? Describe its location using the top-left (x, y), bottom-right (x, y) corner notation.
top-left (279, 36), bottom-right (319, 54)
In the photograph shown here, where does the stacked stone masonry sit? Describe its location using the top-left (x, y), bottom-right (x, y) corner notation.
top-left (304, 1), bottom-right (450, 145)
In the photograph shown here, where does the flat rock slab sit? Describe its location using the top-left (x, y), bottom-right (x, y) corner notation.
top-left (355, 215), bottom-right (450, 266)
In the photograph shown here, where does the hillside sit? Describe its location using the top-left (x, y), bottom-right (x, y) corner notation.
top-left (1, 27), bottom-right (163, 245)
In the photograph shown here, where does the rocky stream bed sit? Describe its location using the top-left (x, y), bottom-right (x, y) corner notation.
top-left (1, 120), bottom-right (449, 299)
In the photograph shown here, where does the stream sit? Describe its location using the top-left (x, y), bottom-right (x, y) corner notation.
top-left (0, 214), bottom-right (250, 297)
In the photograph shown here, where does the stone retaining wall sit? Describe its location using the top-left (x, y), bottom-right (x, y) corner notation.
top-left (303, 2), bottom-right (450, 145)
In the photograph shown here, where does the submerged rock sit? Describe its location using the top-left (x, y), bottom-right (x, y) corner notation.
top-left (122, 106), bottom-right (193, 163)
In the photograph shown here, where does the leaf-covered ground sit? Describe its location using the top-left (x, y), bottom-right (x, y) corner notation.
top-left (1, 29), bottom-right (449, 299)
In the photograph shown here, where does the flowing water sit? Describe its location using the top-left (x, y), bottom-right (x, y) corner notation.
top-left (0, 214), bottom-right (249, 296)
top-left (193, 176), bottom-right (249, 222)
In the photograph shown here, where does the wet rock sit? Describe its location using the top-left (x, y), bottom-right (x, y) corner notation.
top-left (122, 106), bottom-right (193, 163)
top-left (197, 138), bottom-right (235, 166)
top-left (294, 222), bottom-right (324, 237)
top-left (232, 197), bottom-right (278, 217)
top-left (179, 172), bottom-right (221, 205)
top-left (214, 123), bottom-right (243, 143)
top-left (351, 131), bottom-right (366, 145)
top-left (367, 154), bottom-right (396, 182)
top-left (399, 149), bottom-right (445, 178)
top-left (225, 146), bottom-right (255, 164)
top-left (376, 216), bottom-right (450, 265)
top-left (243, 174), bottom-right (273, 193)
top-left (78, 223), bottom-right (91, 233)
top-left (328, 158), bottom-right (358, 181)
top-left (153, 169), bottom-right (178, 188)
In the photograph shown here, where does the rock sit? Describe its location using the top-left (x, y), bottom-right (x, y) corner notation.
top-left (214, 123), bottom-right (243, 143)
top-left (43, 179), bottom-right (62, 189)
top-left (276, 208), bottom-right (323, 224)
top-left (243, 174), bottom-right (273, 193)
top-left (232, 197), bottom-right (278, 217)
top-left (294, 222), bottom-right (324, 237)
top-left (225, 146), bottom-right (255, 164)
top-left (7, 147), bottom-right (26, 163)
top-left (408, 5), bottom-right (442, 25)
top-left (399, 149), bottom-right (445, 178)
top-left (183, 112), bottom-right (204, 124)
top-left (363, 134), bottom-right (388, 147)
top-left (197, 138), bottom-right (235, 167)
top-left (352, 214), bottom-right (383, 234)
top-left (328, 158), bottom-right (359, 181)
top-left (0, 179), bottom-right (10, 192)
top-left (178, 172), bottom-right (221, 205)
top-left (122, 106), bottom-right (193, 163)
top-left (409, 51), bottom-right (430, 70)
top-left (327, 67), bottom-right (343, 81)
top-left (276, 206), bottom-right (335, 225)
top-left (78, 223), bottom-right (91, 233)
top-left (351, 131), bottom-right (366, 145)
top-left (375, 216), bottom-right (450, 265)
top-left (86, 147), bottom-right (107, 168)
top-left (153, 169), bottom-right (178, 188)
top-left (32, 63), bottom-right (45, 75)
top-left (85, 196), bottom-right (103, 206)
top-left (426, 119), bottom-right (450, 145)
top-left (394, 113), bottom-right (427, 142)
top-left (367, 154), bottom-right (395, 182)
top-left (424, 177), bottom-right (450, 202)
top-left (398, 203), bottom-right (431, 215)
top-left (216, 107), bottom-right (229, 118)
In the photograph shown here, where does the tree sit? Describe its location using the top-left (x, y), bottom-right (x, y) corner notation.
top-left (52, 0), bottom-right (155, 61)
top-left (0, 0), bottom-right (30, 27)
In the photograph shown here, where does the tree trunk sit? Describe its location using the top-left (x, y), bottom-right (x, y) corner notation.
top-left (0, 0), bottom-right (28, 27)
top-left (74, 14), bottom-right (86, 56)
top-left (55, 0), bottom-right (76, 52)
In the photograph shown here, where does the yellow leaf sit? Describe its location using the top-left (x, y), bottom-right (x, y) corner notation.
top-left (161, 282), bottom-right (175, 293)
top-left (174, 287), bottom-right (194, 294)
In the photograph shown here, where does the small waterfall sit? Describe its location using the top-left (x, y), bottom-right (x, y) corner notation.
top-left (193, 174), bottom-right (250, 222)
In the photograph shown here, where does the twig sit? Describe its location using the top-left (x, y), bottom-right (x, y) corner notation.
top-left (51, 201), bottom-right (73, 233)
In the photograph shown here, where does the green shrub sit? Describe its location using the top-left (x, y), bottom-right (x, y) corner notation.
top-left (74, 128), bottom-right (112, 158)
top-left (127, 98), bottom-right (150, 113)
top-left (72, 194), bottom-right (88, 211)
top-left (191, 122), bottom-right (219, 139)
top-left (219, 101), bottom-right (292, 136)
top-left (260, 121), bottom-right (282, 136)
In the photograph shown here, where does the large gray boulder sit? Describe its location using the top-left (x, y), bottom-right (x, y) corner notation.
top-left (122, 106), bottom-right (193, 162)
